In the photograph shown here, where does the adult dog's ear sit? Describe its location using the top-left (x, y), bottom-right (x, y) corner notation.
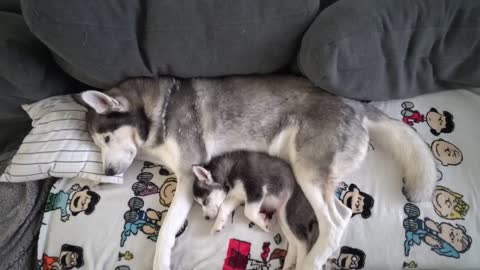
top-left (73, 90), bottom-right (126, 114)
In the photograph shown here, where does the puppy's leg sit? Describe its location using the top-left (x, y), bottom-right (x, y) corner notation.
top-left (211, 195), bottom-right (241, 234)
top-left (244, 201), bottom-right (270, 232)
top-left (154, 172), bottom-right (194, 270)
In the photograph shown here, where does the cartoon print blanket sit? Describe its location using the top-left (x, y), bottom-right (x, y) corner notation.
top-left (36, 89), bottom-right (480, 270)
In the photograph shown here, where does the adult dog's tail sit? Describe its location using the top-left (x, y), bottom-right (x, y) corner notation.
top-left (365, 107), bottom-right (437, 202)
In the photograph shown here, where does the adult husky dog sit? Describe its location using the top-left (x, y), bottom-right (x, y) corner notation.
top-left (76, 75), bottom-right (436, 270)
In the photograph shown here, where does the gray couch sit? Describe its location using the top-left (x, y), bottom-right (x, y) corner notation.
top-left (1, 0), bottom-right (479, 269)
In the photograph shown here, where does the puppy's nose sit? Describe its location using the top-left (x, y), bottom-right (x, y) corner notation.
top-left (105, 168), bottom-right (116, 176)
top-left (205, 216), bottom-right (210, 220)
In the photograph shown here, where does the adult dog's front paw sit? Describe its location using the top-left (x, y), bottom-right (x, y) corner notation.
top-left (153, 236), bottom-right (173, 270)
top-left (153, 252), bottom-right (171, 270)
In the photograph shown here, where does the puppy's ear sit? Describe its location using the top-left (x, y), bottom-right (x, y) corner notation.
top-left (73, 90), bottom-right (126, 114)
top-left (192, 165), bottom-right (213, 184)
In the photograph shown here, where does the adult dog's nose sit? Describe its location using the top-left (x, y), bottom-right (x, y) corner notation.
top-left (105, 168), bottom-right (116, 176)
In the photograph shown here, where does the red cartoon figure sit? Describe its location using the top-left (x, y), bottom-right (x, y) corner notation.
top-left (401, 102), bottom-right (455, 136)
top-left (223, 240), bottom-right (287, 270)
top-left (224, 239), bottom-right (251, 270)
top-left (39, 244), bottom-right (84, 270)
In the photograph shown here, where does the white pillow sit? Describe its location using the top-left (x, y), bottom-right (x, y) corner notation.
top-left (0, 95), bottom-right (123, 183)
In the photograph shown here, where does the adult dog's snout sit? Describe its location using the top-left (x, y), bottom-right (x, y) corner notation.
top-left (105, 167), bottom-right (116, 176)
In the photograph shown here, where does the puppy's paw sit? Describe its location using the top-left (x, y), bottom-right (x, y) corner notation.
top-left (210, 221), bottom-right (226, 234)
top-left (257, 221), bottom-right (270, 233)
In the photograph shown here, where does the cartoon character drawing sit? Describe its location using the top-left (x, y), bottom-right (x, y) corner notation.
top-left (403, 203), bottom-right (472, 258)
top-left (118, 251), bottom-right (134, 261)
top-left (159, 178), bottom-right (177, 207)
top-left (120, 197), bottom-right (187, 247)
top-left (133, 162), bottom-right (177, 207)
top-left (401, 102), bottom-right (455, 135)
top-left (326, 246), bottom-right (366, 270)
top-left (402, 261), bottom-right (418, 269)
top-left (335, 182), bottom-right (374, 218)
top-left (120, 197), bottom-right (166, 246)
top-left (431, 139), bottom-right (463, 166)
top-left (436, 168), bottom-right (443, 181)
top-left (141, 161), bottom-right (173, 176)
top-left (223, 239), bottom-right (287, 270)
top-left (40, 244), bottom-right (84, 270)
top-left (246, 243), bottom-right (286, 270)
top-left (45, 184), bottom-right (100, 222)
top-left (432, 186), bottom-right (469, 220)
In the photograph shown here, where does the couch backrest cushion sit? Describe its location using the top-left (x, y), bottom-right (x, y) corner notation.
top-left (0, 11), bottom-right (79, 151)
top-left (298, 0), bottom-right (480, 100)
top-left (22, 0), bottom-right (320, 89)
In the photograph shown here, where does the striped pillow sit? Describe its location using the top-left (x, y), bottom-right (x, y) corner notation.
top-left (0, 95), bottom-right (123, 183)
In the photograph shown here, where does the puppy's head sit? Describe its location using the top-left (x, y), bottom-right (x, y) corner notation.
top-left (192, 165), bottom-right (227, 220)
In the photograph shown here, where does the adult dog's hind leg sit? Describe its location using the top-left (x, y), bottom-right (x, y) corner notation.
top-left (291, 161), bottom-right (350, 270)
top-left (153, 171), bottom-right (194, 270)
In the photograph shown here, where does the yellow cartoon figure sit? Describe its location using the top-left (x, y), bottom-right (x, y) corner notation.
top-left (433, 186), bottom-right (469, 220)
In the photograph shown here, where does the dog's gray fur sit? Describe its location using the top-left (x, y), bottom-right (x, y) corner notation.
top-left (191, 150), bottom-right (318, 269)
top-left (76, 75), bottom-right (437, 270)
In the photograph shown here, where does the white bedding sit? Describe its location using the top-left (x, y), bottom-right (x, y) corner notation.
top-left (36, 89), bottom-right (480, 270)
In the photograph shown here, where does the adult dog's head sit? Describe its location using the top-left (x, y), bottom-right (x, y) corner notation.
top-left (74, 83), bottom-right (152, 176)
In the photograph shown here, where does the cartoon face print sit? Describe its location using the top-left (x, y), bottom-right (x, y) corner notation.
top-left (159, 177), bottom-right (177, 207)
top-left (327, 246), bottom-right (366, 270)
top-left (426, 108), bottom-right (455, 136)
top-left (431, 139), bottom-right (463, 166)
top-left (435, 222), bottom-right (472, 253)
top-left (59, 247), bottom-right (82, 269)
top-left (433, 186), bottom-right (470, 220)
top-left (42, 244), bottom-right (84, 270)
top-left (403, 203), bottom-right (472, 258)
top-left (69, 187), bottom-right (96, 215)
top-left (335, 182), bottom-right (374, 218)
top-left (45, 184), bottom-right (100, 222)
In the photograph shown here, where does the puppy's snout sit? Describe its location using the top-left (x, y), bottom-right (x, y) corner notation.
top-left (205, 216), bottom-right (210, 220)
top-left (105, 167), bottom-right (116, 176)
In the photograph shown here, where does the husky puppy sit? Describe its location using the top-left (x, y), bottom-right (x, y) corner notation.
top-left (192, 150), bottom-right (318, 269)
top-left (75, 75), bottom-right (437, 270)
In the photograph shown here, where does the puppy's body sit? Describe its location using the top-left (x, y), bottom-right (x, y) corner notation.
top-left (192, 151), bottom-right (317, 269)
top-left (77, 75), bottom-right (437, 270)
top-left (193, 151), bottom-right (318, 269)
